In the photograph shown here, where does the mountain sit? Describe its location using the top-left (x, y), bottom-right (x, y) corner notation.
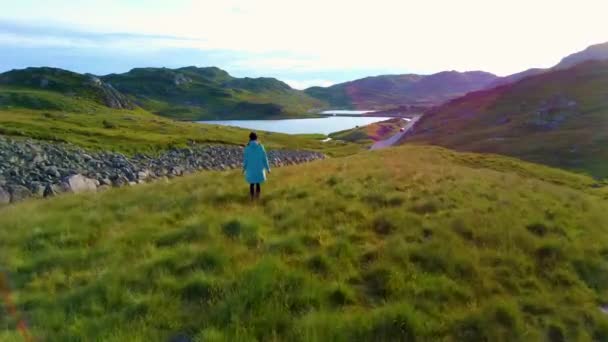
top-left (402, 60), bottom-right (608, 178)
top-left (2, 144), bottom-right (608, 340)
top-left (0, 66), bottom-right (325, 120)
top-left (101, 66), bottom-right (324, 120)
top-left (485, 68), bottom-right (546, 89)
top-left (485, 42), bottom-right (608, 90)
top-left (0, 67), bottom-right (134, 110)
top-left (555, 42), bottom-right (608, 70)
top-left (305, 71), bottom-right (498, 109)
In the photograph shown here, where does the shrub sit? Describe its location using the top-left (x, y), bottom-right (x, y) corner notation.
top-left (328, 284), bottom-right (356, 307)
top-left (102, 119), bottom-right (117, 129)
top-left (180, 276), bottom-right (223, 303)
top-left (526, 222), bottom-right (549, 237)
top-left (307, 254), bottom-right (331, 275)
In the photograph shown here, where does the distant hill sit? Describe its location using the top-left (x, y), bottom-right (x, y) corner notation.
top-left (484, 68), bottom-right (546, 89)
top-left (403, 60), bottom-right (608, 178)
top-left (0, 66), bottom-right (325, 120)
top-left (101, 66), bottom-right (323, 120)
top-left (0, 67), bottom-right (134, 110)
top-left (555, 42), bottom-right (608, 69)
top-left (305, 71), bottom-right (498, 109)
top-left (485, 41), bottom-right (608, 90)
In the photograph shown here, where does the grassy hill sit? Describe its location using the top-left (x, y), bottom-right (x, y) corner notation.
top-left (329, 118), bottom-right (405, 144)
top-left (1, 145), bottom-right (608, 341)
top-left (101, 66), bottom-right (324, 120)
top-left (0, 67), bottom-right (326, 121)
top-left (0, 96), bottom-right (357, 157)
top-left (305, 71), bottom-right (497, 109)
top-left (0, 67), bottom-right (134, 110)
top-left (404, 60), bottom-right (608, 179)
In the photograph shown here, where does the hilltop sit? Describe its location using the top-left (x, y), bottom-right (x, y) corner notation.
top-left (402, 60), bottom-right (608, 178)
top-left (0, 67), bottom-right (134, 110)
top-left (305, 71), bottom-right (498, 109)
top-left (101, 66), bottom-right (324, 120)
top-left (486, 41), bottom-right (608, 89)
top-left (1, 145), bottom-right (608, 340)
top-left (0, 66), bottom-right (325, 120)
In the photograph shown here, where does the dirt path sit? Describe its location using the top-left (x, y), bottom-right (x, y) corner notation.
top-left (370, 115), bottom-right (421, 150)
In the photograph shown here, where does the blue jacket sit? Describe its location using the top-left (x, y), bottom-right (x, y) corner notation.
top-left (243, 141), bottom-right (270, 184)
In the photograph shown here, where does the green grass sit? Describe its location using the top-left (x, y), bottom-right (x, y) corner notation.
top-left (329, 118), bottom-right (404, 144)
top-left (1, 145), bottom-right (608, 341)
top-left (0, 103), bottom-right (360, 157)
top-left (406, 60), bottom-right (608, 179)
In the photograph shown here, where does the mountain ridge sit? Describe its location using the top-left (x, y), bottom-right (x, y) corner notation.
top-left (305, 70), bottom-right (498, 109)
top-left (402, 59), bottom-right (608, 178)
top-left (0, 66), bottom-right (324, 120)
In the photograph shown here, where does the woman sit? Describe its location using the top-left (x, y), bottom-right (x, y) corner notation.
top-left (243, 132), bottom-right (270, 200)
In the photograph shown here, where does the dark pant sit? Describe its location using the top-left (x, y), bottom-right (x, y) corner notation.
top-left (249, 183), bottom-right (261, 199)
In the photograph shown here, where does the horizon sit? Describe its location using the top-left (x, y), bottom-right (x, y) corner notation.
top-left (2, 0), bottom-right (608, 89)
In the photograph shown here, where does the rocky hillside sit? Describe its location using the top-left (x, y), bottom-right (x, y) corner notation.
top-left (0, 66), bottom-right (325, 120)
top-left (402, 60), bottom-right (608, 178)
top-left (305, 71), bottom-right (498, 109)
top-left (0, 136), bottom-right (325, 204)
top-left (0, 67), bottom-right (134, 109)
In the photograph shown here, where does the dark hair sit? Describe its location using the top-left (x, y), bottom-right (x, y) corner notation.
top-left (249, 132), bottom-right (258, 141)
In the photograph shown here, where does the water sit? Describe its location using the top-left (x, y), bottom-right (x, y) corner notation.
top-left (198, 116), bottom-right (393, 135)
top-left (320, 110), bottom-right (376, 115)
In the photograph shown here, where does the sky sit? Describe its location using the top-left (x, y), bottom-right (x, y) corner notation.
top-left (1, 0), bottom-right (607, 89)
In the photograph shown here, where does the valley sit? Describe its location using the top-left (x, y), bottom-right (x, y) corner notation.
top-left (1, 32), bottom-right (608, 342)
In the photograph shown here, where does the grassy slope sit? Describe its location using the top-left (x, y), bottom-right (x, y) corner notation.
top-left (404, 60), bottom-right (608, 179)
top-left (329, 118), bottom-right (405, 144)
top-left (1, 146), bottom-right (608, 341)
top-left (101, 67), bottom-right (324, 120)
top-left (0, 87), bottom-right (359, 157)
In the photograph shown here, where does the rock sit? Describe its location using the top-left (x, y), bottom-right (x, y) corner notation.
top-left (112, 175), bottom-right (129, 187)
top-left (0, 187), bottom-right (10, 204)
top-left (43, 184), bottom-right (62, 198)
top-left (31, 183), bottom-right (46, 197)
top-left (8, 185), bottom-right (32, 203)
top-left (137, 170), bottom-right (149, 180)
top-left (0, 136), bottom-right (325, 200)
top-left (97, 185), bottom-right (111, 192)
top-left (99, 178), bottom-right (112, 186)
top-left (45, 166), bottom-right (61, 178)
top-left (62, 174), bottom-right (98, 193)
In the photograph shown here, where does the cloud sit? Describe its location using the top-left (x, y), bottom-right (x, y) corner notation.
top-left (1, 1), bottom-right (608, 81)
top-left (0, 19), bottom-right (205, 50)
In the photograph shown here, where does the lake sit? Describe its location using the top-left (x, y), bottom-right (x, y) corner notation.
top-left (320, 110), bottom-right (376, 115)
top-left (198, 116), bottom-right (393, 135)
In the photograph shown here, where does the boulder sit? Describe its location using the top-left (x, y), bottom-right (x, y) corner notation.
top-left (62, 174), bottom-right (98, 193)
top-left (9, 185), bottom-right (32, 203)
top-left (0, 187), bottom-right (10, 204)
top-left (43, 184), bottom-right (63, 198)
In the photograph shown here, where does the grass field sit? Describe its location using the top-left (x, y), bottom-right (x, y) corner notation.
top-left (1, 145), bottom-right (608, 341)
top-left (0, 98), bottom-right (359, 157)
